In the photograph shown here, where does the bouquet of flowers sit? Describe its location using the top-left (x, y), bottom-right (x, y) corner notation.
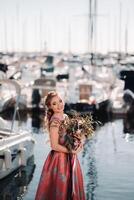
top-left (61, 112), bottom-right (94, 152)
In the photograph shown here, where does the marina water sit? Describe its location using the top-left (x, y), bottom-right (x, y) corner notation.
top-left (0, 115), bottom-right (134, 200)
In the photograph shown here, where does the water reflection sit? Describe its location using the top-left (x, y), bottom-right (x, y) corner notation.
top-left (123, 133), bottom-right (134, 142)
top-left (0, 109), bottom-right (27, 122)
top-left (123, 112), bottom-right (134, 142)
top-left (1, 112), bottom-right (134, 200)
top-left (0, 156), bottom-right (35, 200)
top-left (31, 107), bottom-right (44, 133)
top-left (82, 136), bottom-right (98, 200)
top-left (123, 116), bottom-right (134, 134)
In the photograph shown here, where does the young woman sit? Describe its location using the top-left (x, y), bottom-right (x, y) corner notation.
top-left (35, 91), bottom-right (85, 200)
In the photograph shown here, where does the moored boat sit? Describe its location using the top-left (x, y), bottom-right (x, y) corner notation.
top-left (0, 79), bottom-right (35, 180)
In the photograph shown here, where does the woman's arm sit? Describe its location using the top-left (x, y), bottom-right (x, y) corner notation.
top-left (49, 126), bottom-right (69, 153)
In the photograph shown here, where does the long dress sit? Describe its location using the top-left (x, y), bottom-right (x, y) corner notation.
top-left (35, 115), bottom-right (85, 200)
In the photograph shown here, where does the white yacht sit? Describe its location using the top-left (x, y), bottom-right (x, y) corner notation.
top-left (0, 79), bottom-right (35, 180)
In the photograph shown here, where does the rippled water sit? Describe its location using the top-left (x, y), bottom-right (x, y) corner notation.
top-left (83, 120), bottom-right (134, 200)
top-left (1, 116), bottom-right (134, 200)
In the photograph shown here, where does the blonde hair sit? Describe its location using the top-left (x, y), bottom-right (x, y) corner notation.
top-left (44, 91), bottom-right (58, 122)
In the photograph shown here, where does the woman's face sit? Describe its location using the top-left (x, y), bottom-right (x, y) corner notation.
top-left (50, 95), bottom-right (64, 114)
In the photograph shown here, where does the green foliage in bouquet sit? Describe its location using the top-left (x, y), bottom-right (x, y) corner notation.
top-left (61, 112), bottom-right (94, 152)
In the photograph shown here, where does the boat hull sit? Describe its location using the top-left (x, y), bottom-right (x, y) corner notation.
top-left (0, 131), bottom-right (35, 180)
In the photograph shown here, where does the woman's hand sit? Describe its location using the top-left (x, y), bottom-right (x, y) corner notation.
top-left (71, 143), bottom-right (83, 154)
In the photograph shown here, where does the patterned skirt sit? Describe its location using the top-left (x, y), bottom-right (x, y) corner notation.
top-left (35, 150), bottom-right (85, 200)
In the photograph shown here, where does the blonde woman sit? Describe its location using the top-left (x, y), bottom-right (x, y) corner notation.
top-left (35, 91), bottom-right (85, 200)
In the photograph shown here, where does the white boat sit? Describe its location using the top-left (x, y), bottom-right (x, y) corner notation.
top-left (0, 80), bottom-right (27, 113)
top-left (0, 79), bottom-right (35, 180)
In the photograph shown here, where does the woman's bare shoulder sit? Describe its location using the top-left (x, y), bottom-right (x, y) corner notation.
top-left (49, 115), bottom-right (61, 128)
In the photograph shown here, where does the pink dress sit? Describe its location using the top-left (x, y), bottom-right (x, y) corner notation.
top-left (35, 115), bottom-right (85, 200)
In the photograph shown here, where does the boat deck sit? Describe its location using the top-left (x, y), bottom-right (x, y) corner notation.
top-left (0, 129), bottom-right (18, 138)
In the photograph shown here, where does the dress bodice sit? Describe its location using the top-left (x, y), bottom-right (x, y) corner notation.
top-left (49, 114), bottom-right (68, 145)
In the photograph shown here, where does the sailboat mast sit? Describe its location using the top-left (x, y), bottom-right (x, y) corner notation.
top-left (39, 11), bottom-right (42, 53)
top-left (94, 0), bottom-right (97, 53)
top-left (119, 2), bottom-right (122, 53)
top-left (88, 0), bottom-right (92, 53)
top-left (4, 18), bottom-right (7, 52)
top-left (68, 21), bottom-right (71, 54)
top-left (125, 12), bottom-right (128, 54)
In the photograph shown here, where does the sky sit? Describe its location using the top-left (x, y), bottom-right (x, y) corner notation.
top-left (0, 0), bottom-right (134, 53)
